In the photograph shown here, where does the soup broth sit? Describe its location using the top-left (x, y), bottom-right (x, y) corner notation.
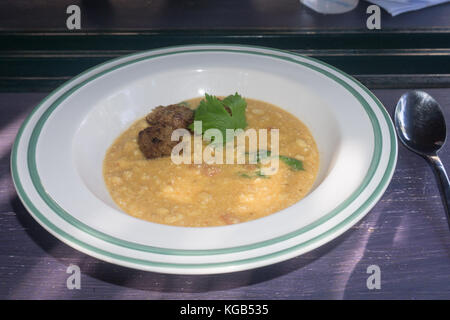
top-left (103, 97), bottom-right (319, 227)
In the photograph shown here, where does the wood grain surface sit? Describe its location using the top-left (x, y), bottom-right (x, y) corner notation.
top-left (0, 89), bottom-right (449, 299)
top-left (2, 1), bottom-right (450, 91)
top-left (1, 0), bottom-right (450, 31)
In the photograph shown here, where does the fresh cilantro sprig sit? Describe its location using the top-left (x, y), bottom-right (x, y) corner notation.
top-left (189, 93), bottom-right (248, 142)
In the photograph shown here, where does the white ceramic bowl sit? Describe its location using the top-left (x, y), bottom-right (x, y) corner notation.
top-left (11, 45), bottom-right (397, 274)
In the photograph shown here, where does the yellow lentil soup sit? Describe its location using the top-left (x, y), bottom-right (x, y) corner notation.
top-left (103, 97), bottom-right (319, 227)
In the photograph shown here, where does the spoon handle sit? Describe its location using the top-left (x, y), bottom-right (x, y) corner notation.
top-left (426, 155), bottom-right (450, 230)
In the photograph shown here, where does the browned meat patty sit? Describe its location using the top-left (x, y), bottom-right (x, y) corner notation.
top-left (146, 104), bottom-right (194, 129)
top-left (138, 104), bottom-right (194, 159)
top-left (138, 125), bottom-right (178, 159)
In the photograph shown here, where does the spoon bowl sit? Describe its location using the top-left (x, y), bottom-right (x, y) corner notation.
top-left (395, 91), bottom-right (446, 156)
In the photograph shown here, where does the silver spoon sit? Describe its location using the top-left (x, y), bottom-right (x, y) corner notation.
top-left (395, 90), bottom-right (450, 230)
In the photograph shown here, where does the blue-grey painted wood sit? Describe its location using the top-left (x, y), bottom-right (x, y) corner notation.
top-left (0, 89), bottom-right (449, 299)
top-left (1, 0), bottom-right (450, 31)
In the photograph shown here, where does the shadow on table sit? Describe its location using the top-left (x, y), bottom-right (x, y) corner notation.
top-left (10, 143), bottom-right (450, 296)
top-left (341, 144), bottom-right (450, 299)
top-left (11, 194), bottom-right (354, 294)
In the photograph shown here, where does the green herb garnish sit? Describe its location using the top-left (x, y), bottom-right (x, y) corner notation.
top-left (279, 155), bottom-right (304, 171)
top-left (178, 101), bottom-right (191, 108)
top-left (246, 150), bottom-right (304, 171)
top-left (246, 150), bottom-right (272, 163)
top-left (237, 170), bottom-right (270, 179)
top-left (237, 172), bottom-right (253, 178)
top-left (189, 93), bottom-right (247, 142)
top-left (255, 170), bottom-right (270, 178)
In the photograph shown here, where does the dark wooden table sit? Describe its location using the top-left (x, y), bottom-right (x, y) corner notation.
top-left (1, 0), bottom-right (450, 300)
top-left (1, 89), bottom-right (449, 299)
top-left (2, 0), bottom-right (450, 91)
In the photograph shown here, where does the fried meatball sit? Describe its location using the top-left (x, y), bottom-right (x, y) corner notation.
top-left (138, 104), bottom-right (194, 159)
top-left (138, 125), bottom-right (179, 159)
top-left (146, 104), bottom-right (194, 129)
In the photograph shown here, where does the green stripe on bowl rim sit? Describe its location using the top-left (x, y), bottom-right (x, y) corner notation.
top-left (11, 45), bottom-right (397, 269)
